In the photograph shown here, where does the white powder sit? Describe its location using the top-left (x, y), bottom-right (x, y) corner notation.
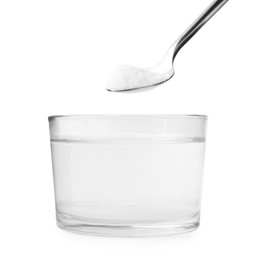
top-left (106, 64), bottom-right (166, 92)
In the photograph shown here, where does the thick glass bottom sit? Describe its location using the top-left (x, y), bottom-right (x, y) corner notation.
top-left (56, 211), bottom-right (200, 237)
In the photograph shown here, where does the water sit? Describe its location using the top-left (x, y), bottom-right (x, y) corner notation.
top-left (51, 139), bottom-right (205, 226)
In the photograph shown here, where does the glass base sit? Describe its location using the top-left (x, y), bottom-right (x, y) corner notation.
top-left (56, 211), bottom-right (200, 237)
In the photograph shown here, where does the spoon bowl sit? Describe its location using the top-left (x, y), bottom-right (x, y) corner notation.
top-left (106, 64), bottom-right (174, 93)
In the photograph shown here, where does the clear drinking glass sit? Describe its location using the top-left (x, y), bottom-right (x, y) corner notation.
top-left (49, 115), bottom-right (207, 237)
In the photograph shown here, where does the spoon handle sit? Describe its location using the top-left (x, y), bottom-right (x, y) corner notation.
top-left (173, 0), bottom-right (229, 58)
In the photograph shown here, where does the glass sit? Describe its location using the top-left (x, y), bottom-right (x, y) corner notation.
top-left (49, 115), bottom-right (207, 237)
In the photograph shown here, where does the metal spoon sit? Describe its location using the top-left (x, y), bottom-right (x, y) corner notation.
top-left (106, 0), bottom-right (229, 93)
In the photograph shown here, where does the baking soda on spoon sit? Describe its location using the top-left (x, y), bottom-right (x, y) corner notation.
top-left (106, 64), bottom-right (168, 93)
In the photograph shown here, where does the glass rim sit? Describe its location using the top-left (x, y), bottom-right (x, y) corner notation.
top-left (48, 114), bottom-right (208, 121)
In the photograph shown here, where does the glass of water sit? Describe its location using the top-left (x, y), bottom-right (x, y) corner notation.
top-left (49, 115), bottom-right (207, 237)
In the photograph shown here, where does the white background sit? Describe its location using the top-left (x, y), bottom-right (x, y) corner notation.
top-left (0, 0), bottom-right (260, 259)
